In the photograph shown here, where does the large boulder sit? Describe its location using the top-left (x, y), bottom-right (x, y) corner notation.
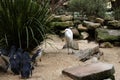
top-left (52, 15), bottom-right (73, 22)
top-left (62, 62), bottom-right (115, 80)
top-left (61, 15), bottom-right (73, 21)
top-left (96, 28), bottom-right (120, 42)
top-left (95, 18), bottom-right (104, 24)
top-left (107, 20), bottom-right (120, 29)
top-left (73, 45), bottom-right (101, 61)
top-left (83, 21), bottom-right (101, 29)
top-left (50, 21), bottom-right (74, 29)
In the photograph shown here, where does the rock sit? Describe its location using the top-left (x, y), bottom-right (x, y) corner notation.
top-left (0, 55), bottom-right (9, 72)
top-left (83, 21), bottom-right (101, 29)
top-left (95, 18), bottom-right (104, 24)
top-left (104, 78), bottom-right (112, 80)
top-left (74, 20), bottom-right (82, 25)
top-left (113, 42), bottom-right (120, 46)
top-left (96, 28), bottom-right (120, 42)
top-left (61, 15), bottom-right (73, 21)
top-left (78, 24), bottom-right (88, 31)
top-left (107, 20), bottom-right (120, 29)
top-left (78, 40), bottom-right (88, 43)
top-left (52, 15), bottom-right (73, 22)
top-left (63, 40), bottom-right (79, 50)
top-left (85, 57), bottom-right (98, 64)
top-left (88, 16), bottom-right (96, 22)
top-left (81, 32), bottom-right (89, 39)
top-left (103, 26), bottom-right (108, 29)
top-left (50, 21), bottom-right (74, 29)
top-left (71, 28), bottom-right (80, 38)
top-left (63, 1), bottom-right (68, 6)
top-left (62, 62), bottom-right (115, 80)
top-left (52, 15), bottom-right (61, 21)
top-left (73, 45), bottom-right (100, 61)
top-left (93, 51), bottom-right (103, 60)
top-left (100, 42), bottom-right (114, 48)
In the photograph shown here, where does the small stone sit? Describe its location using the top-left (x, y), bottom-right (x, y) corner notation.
top-left (78, 24), bottom-right (88, 31)
top-left (81, 32), bottom-right (89, 39)
top-left (0, 55), bottom-right (9, 72)
top-left (104, 78), bottom-right (112, 80)
top-left (100, 42), bottom-right (114, 48)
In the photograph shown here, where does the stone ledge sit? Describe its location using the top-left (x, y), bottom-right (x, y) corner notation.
top-left (62, 62), bottom-right (115, 80)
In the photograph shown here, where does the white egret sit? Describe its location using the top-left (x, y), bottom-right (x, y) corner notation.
top-left (64, 28), bottom-right (73, 54)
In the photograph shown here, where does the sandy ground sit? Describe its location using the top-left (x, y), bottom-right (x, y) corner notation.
top-left (0, 35), bottom-right (120, 80)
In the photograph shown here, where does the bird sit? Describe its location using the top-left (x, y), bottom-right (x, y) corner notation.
top-left (21, 51), bottom-right (32, 79)
top-left (31, 49), bottom-right (43, 66)
top-left (64, 28), bottom-right (73, 54)
top-left (0, 48), bottom-right (9, 56)
top-left (9, 45), bottom-right (16, 57)
top-left (13, 48), bottom-right (23, 74)
top-left (9, 46), bottom-right (23, 75)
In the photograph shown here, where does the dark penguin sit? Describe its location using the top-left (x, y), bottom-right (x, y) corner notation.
top-left (21, 51), bottom-right (32, 79)
top-left (31, 49), bottom-right (43, 66)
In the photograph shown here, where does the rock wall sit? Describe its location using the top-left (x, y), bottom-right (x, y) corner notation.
top-left (50, 14), bottom-right (120, 46)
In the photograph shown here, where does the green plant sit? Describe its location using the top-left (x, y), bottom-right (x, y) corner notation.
top-left (113, 7), bottom-right (120, 20)
top-left (0, 0), bottom-right (51, 50)
top-left (68, 0), bottom-right (107, 17)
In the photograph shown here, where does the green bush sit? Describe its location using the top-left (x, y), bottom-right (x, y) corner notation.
top-left (113, 7), bottom-right (120, 20)
top-left (0, 0), bottom-right (51, 50)
top-left (68, 0), bottom-right (107, 17)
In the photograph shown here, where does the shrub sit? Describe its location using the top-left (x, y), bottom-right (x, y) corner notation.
top-left (68, 0), bottom-right (107, 18)
top-left (113, 7), bottom-right (120, 20)
top-left (0, 0), bottom-right (51, 50)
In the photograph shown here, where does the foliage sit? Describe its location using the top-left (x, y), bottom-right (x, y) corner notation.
top-left (68, 0), bottom-right (107, 17)
top-left (0, 0), bottom-right (51, 50)
top-left (113, 7), bottom-right (120, 20)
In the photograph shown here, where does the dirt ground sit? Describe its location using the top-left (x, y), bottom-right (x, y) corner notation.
top-left (0, 35), bottom-right (120, 80)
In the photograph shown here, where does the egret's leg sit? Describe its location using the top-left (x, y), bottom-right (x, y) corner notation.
top-left (68, 43), bottom-right (70, 54)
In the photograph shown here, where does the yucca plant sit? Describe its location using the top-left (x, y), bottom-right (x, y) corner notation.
top-left (0, 0), bottom-right (51, 50)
